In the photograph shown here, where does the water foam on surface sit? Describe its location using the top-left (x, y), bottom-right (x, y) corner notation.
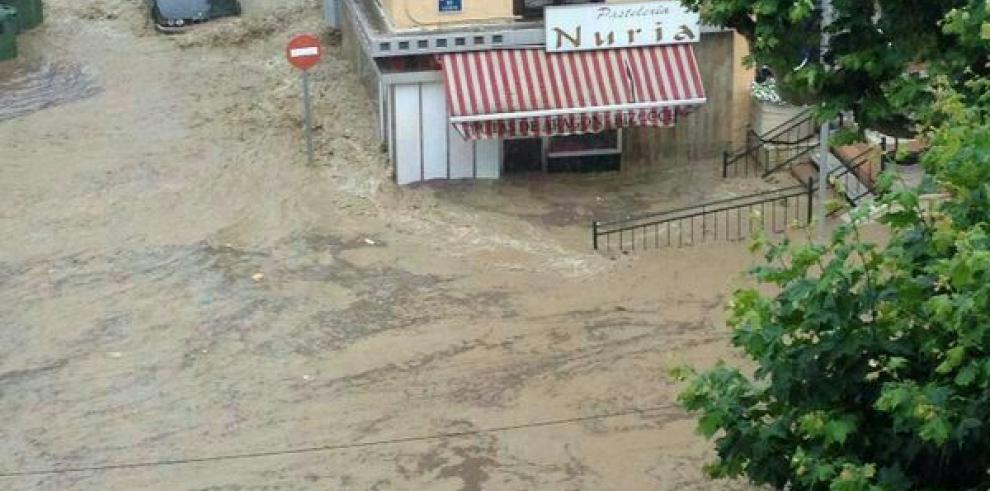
top-left (0, 61), bottom-right (102, 122)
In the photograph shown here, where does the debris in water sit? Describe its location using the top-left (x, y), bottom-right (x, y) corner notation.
top-left (252, 272), bottom-right (265, 281)
top-left (364, 238), bottom-right (376, 246)
top-left (107, 352), bottom-right (123, 359)
top-left (0, 61), bottom-right (102, 122)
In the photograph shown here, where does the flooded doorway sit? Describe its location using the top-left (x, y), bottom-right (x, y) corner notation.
top-left (502, 138), bottom-right (544, 173)
top-left (501, 131), bottom-right (623, 174)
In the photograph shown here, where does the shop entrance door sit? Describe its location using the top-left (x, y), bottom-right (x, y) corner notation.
top-left (502, 138), bottom-right (544, 173)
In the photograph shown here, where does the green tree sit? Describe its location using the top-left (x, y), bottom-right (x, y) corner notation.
top-left (675, 78), bottom-right (990, 490)
top-left (679, 0), bottom-right (989, 129)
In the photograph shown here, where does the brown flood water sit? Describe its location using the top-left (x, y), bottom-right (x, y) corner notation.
top-left (0, 1), bottom-right (769, 489)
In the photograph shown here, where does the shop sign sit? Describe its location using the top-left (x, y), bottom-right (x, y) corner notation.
top-left (439, 0), bottom-right (462, 13)
top-left (545, 0), bottom-right (700, 53)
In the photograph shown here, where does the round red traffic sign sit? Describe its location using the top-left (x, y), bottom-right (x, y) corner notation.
top-left (286, 34), bottom-right (323, 71)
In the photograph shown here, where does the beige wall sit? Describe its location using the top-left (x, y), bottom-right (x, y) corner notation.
top-left (380, 0), bottom-right (515, 30)
top-left (379, 0), bottom-right (653, 31)
top-left (622, 31), bottom-right (750, 173)
top-left (731, 32), bottom-right (753, 146)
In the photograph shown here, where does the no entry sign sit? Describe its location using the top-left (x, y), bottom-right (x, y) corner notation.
top-left (286, 34), bottom-right (323, 164)
top-left (286, 34), bottom-right (323, 71)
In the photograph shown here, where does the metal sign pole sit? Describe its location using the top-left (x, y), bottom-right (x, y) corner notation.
top-left (817, 0), bottom-right (832, 238)
top-left (302, 70), bottom-right (315, 165)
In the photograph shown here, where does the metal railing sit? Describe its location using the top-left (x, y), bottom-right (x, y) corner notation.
top-left (592, 181), bottom-right (816, 251)
top-left (722, 109), bottom-right (819, 178)
top-left (829, 146), bottom-right (882, 206)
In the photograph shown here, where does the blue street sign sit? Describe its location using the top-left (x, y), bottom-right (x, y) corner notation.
top-left (439, 0), bottom-right (461, 12)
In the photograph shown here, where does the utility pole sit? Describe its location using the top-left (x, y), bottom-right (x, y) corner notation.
top-left (817, 0), bottom-right (832, 238)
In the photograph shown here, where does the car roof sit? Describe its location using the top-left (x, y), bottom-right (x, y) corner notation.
top-left (155, 0), bottom-right (211, 19)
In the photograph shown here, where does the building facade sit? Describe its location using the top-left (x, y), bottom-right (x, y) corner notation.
top-left (334, 0), bottom-right (751, 184)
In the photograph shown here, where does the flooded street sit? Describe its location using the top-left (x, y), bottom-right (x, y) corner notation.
top-left (1, 1), bottom-right (760, 489)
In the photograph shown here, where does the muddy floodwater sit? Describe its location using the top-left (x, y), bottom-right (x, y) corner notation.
top-left (1, 1), bottom-right (764, 489)
top-left (0, 62), bottom-right (101, 122)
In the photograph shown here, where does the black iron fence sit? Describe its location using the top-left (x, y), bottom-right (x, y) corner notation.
top-left (592, 181), bottom-right (816, 251)
top-left (722, 109), bottom-right (819, 178)
top-left (829, 146), bottom-right (882, 206)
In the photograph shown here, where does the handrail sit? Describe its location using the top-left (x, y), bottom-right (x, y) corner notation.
top-left (753, 108), bottom-right (816, 144)
top-left (761, 143), bottom-right (817, 177)
top-left (596, 185), bottom-right (808, 230)
top-left (723, 109), bottom-right (818, 178)
top-left (726, 111), bottom-right (813, 161)
top-left (592, 181), bottom-right (816, 251)
top-left (828, 146), bottom-right (881, 205)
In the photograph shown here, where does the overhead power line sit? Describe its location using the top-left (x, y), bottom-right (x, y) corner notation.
top-left (0, 404), bottom-right (678, 478)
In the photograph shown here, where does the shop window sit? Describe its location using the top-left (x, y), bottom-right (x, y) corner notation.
top-left (454, 37), bottom-right (466, 46)
top-left (417, 40), bottom-right (429, 48)
top-left (492, 35), bottom-right (504, 44)
top-left (547, 130), bottom-right (621, 158)
top-left (379, 42), bottom-right (391, 51)
top-left (473, 36), bottom-right (485, 45)
top-left (436, 39), bottom-right (448, 47)
top-left (546, 130), bottom-right (622, 173)
top-left (398, 41), bottom-right (410, 49)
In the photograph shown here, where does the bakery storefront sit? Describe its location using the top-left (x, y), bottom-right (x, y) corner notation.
top-left (338, 0), bottom-right (747, 184)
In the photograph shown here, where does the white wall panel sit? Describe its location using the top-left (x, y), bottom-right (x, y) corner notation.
top-left (475, 138), bottom-right (501, 179)
top-left (389, 78), bottom-right (503, 184)
top-left (393, 84), bottom-right (422, 185)
top-left (421, 83), bottom-right (449, 180)
top-left (448, 125), bottom-right (475, 179)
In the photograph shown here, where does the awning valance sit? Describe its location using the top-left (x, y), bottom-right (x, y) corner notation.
top-left (439, 45), bottom-right (706, 140)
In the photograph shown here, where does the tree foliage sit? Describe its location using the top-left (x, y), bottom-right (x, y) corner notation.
top-left (675, 78), bottom-right (990, 490)
top-left (679, 0), bottom-right (989, 128)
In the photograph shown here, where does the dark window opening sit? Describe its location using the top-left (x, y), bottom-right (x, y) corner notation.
top-left (547, 131), bottom-right (620, 156)
top-left (503, 138), bottom-right (543, 173)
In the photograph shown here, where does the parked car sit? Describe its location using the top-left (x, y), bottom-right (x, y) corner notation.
top-left (148, 0), bottom-right (241, 33)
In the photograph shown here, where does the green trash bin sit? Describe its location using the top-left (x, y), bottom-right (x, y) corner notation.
top-left (0, 0), bottom-right (41, 32)
top-left (0, 5), bottom-right (17, 62)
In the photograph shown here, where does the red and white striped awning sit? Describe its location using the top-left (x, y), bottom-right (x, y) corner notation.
top-left (440, 45), bottom-right (706, 140)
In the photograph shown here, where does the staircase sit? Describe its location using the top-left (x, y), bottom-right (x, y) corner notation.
top-left (590, 111), bottom-right (883, 252)
top-left (814, 145), bottom-right (880, 207)
top-left (723, 111), bottom-right (879, 208)
top-left (722, 109), bottom-right (819, 179)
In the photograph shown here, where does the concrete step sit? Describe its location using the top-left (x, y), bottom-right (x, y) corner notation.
top-left (790, 161), bottom-right (818, 185)
top-left (810, 151), bottom-right (877, 206)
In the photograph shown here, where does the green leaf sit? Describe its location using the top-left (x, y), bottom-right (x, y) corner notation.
top-left (697, 412), bottom-right (723, 439)
top-left (824, 417), bottom-right (857, 446)
top-left (935, 346), bottom-right (965, 374)
top-left (875, 385), bottom-right (911, 412)
top-left (919, 417), bottom-right (952, 445)
top-left (885, 357), bottom-right (908, 372)
top-left (811, 463), bottom-right (837, 483)
top-left (953, 364), bottom-right (977, 386)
